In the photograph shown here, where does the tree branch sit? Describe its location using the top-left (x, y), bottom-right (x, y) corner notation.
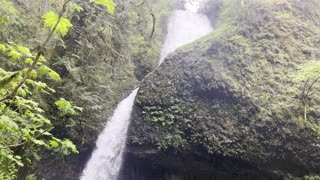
top-left (0, 141), bottom-right (27, 150)
top-left (0, 126), bottom-right (53, 150)
top-left (150, 12), bottom-right (156, 39)
top-left (305, 76), bottom-right (320, 99)
top-left (129, 0), bottom-right (146, 7)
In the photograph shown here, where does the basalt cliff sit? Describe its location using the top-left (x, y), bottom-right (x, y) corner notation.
top-left (121, 0), bottom-right (320, 179)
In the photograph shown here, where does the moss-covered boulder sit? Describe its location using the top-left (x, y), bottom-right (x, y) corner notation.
top-left (125, 0), bottom-right (320, 178)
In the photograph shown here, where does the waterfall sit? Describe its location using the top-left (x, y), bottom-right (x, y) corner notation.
top-left (159, 0), bottom-right (213, 64)
top-left (81, 0), bottom-right (212, 179)
top-left (81, 89), bottom-right (139, 180)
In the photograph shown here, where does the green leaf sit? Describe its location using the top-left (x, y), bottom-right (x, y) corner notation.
top-left (39, 65), bottom-right (61, 81)
top-left (74, 106), bottom-right (84, 112)
top-left (43, 132), bottom-right (52, 136)
top-left (39, 55), bottom-right (47, 62)
top-left (55, 98), bottom-right (70, 108)
top-left (49, 140), bottom-right (59, 148)
top-left (55, 98), bottom-right (82, 116)
top-left (39, 65), bottom-right (48, 75)
top-left (74, 4), bottom-right (84, 12)
top-left (32, 139), bottom-right (46, 146)
top-left (29, 70), bottom-right (37, 79)
top-left (17, 46), bottom-right (32, 56)
top-left (24, 58), bottom-right (33, 65)
top-left (0, 70), bottom-right (20, 86)
top-left (0, 43), bottom-right (6, 52)
top-left (48, 70), bottom-right (61, 81)
top-left (8, 155), bottom-right (24, 167)
top-left (8, 50), bottom-right (22, 60)
top-left (62, 139), bottom-right (78, 154)
top-left (90, 0), bottom-right (115, 14)
top-left (17, 88), bottom-right (27, 97)
top-left (42, 11), bottom-right (73, 37)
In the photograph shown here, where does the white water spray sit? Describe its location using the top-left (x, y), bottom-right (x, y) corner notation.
top-left (184, 0), bottom-right (207, 12)
top-left (81, 89), bottom-right (139, 180)
top-left (159, 0), bottom-right (213, 64)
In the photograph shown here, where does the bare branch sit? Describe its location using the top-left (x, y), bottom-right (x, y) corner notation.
top-left (0, 141), bottom-right (27, 150)
top-left (129, 0), bottom-right (146, 7)
top-left (305, 76), bottom-right (320, 99)
top-left (150, 13), bottom-right (156, 39)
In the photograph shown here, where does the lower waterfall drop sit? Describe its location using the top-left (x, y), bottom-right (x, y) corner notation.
top-left (81, 89), bottom-right (139, 180)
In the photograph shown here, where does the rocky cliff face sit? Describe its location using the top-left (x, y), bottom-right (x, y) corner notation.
top-left (124, 0), bottom-right (320, 179)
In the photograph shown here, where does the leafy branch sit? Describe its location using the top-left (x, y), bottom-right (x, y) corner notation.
top-left (0, 0), bottom-right (72, 103)
top-left (0, 0), bottom-right (115, 178)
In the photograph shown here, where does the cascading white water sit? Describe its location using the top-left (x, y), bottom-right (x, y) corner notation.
top-left (81, 89), bottom-right (139, 180)
top-left (81, 0), bottom-right (212, 179)
top-left (159, 0), bottom-right (213, 64)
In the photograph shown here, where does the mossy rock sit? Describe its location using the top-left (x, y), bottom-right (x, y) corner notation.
top-left (126, 0), bottom-right (320, 178)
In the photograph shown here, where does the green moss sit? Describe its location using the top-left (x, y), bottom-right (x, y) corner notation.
top-left (128, 0), bottom-right (320, 176)
top-left (127, 0), bottom-right (173, 80)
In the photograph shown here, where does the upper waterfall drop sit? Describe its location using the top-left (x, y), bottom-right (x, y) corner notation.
top-left (184, 0), bottom-right (207, 12)
top-left (81, 88), bottom-right (139, 180)
top-left (159, 0), bottom-right (213, 64)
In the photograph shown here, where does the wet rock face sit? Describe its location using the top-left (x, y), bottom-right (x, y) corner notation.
top-left (124, 0), bottom-right (320, 178)
top-left (119, 146), bottom-right (282, 180)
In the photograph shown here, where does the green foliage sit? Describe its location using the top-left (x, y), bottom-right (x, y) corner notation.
top-left (305, 176), bottom-right (320, 180)
top-left (0, 41), bottom-right (80, 179)
top-left (55, 98), bottom-right (83, 116)
top-left (294, 61), bottom-right (320, 82)
top-left (71, 3), bottom-right (84, 12)
top-left (0, 0), bottom-right (164, 178)
top-left (0, 0), bottom-right (113, 178)
top-left (143, 104), bottom-right (186, 127)
top-left (90, 0), bottom-right (115, 14)
top-left (128, 2), bottom-right (320, 175)
top-left (0, 0), bottom-right (18, 41)
top-left (42, 11), bottom-right (73, 37)
top-left (0, 157), bottom-right (17, 180)
top-left (127, 0), bottom-right (172, 80)
top-left (290, 61), bottom-right (320, 121)
top-left (26, 174), bottom-right (37, 180)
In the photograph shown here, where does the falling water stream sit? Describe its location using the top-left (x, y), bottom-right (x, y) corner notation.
top-left (81, 0), bottom-right (212, 179)
top-left (159, 0), bottom-right (213, 63)
top-left (81, 89), bottom-right (139, 180)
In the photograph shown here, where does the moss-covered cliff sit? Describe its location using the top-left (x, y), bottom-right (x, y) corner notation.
top-left (125, 0), bottom-right (320, 178)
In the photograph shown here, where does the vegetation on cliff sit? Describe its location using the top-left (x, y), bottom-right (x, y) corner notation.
top-left (127, 0), bottom-right (320, 178)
